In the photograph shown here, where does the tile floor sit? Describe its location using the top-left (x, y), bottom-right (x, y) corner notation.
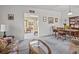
top-left (17, 35), bottom-right (75, 54)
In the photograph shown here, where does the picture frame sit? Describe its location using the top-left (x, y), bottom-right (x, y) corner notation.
top-left (43, 16), bottom-right (47, 22)
top-left (55, 18), bottom-right (58, 22)
top-left (48, 17), bottom-right (54, 24)
top-left (8, 14), bottom-right (14, 20)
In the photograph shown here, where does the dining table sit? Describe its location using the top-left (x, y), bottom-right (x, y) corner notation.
top-left (53, 28), bottom-right (79, 40)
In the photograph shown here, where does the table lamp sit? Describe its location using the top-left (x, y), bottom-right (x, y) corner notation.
top-left (0, 24), bottom-right (7, 38)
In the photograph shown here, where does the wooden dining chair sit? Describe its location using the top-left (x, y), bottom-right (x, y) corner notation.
top-left (57, 30), bottom-right (66, 40)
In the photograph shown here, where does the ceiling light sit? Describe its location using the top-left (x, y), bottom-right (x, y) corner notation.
top-left (68, 12), bottom-right (72, 15)
top-left (68, 6), bottom-right (72, 15)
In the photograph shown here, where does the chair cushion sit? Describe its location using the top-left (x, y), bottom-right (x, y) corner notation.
top-left (30, 47), bottom-right (46, 54)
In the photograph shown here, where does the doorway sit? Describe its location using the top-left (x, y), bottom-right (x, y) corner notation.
top-left (24, 13), bottom-right (39, 39)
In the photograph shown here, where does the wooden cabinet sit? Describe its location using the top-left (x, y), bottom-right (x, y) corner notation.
top-left (69, 16), bottom-right (79, 29)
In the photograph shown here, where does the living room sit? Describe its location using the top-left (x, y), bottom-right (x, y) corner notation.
top-left (0, 5), bottom-right (79, 54)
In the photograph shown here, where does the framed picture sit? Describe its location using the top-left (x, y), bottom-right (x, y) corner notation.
top-left (55, 18), bottom-right (58, 22)
top-left (8, 14), bottom-right (14, 20)
top-left (48, 17), bottom-right (54, 24)
top-left (43, 16), bottom-right (47, 22)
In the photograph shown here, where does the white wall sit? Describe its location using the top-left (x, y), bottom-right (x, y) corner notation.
top-left (0, 6), bottom-right (61, 40)
top-left (0, 6), bottom-right (2, 24)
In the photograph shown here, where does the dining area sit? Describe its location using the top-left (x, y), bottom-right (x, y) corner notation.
top-left (52, 23), bottom-right (79, 53)
top-left (53, 16), bottom-right (79, 39)
top-left (53, 27), bottom-right (79, 39)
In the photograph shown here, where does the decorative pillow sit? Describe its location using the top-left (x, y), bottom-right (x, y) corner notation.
top-left (0, 39), bottom-right (8, 50)
top-left (4, 37), bottom-right (14, 44)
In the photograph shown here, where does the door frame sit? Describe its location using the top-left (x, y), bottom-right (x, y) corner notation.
top-left (24, 13), bottom-right (39, 37)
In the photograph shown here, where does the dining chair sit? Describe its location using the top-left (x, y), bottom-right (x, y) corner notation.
top-left (57, 30), bottom-right (66, 40)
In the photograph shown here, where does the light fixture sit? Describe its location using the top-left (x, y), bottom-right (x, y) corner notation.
top-left (68, 6), bottom-right (72, 15)
top-left (0, 24), bottom-right (8, 38)
top-left (68, 12), bottom-right (72, 15)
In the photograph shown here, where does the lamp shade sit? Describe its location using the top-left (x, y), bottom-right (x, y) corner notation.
top-left (0, 24), bottom-right (6, 32)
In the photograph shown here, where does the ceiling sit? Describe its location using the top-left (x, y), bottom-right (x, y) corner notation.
top-left (27, 5), bottom-right (79, 12)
